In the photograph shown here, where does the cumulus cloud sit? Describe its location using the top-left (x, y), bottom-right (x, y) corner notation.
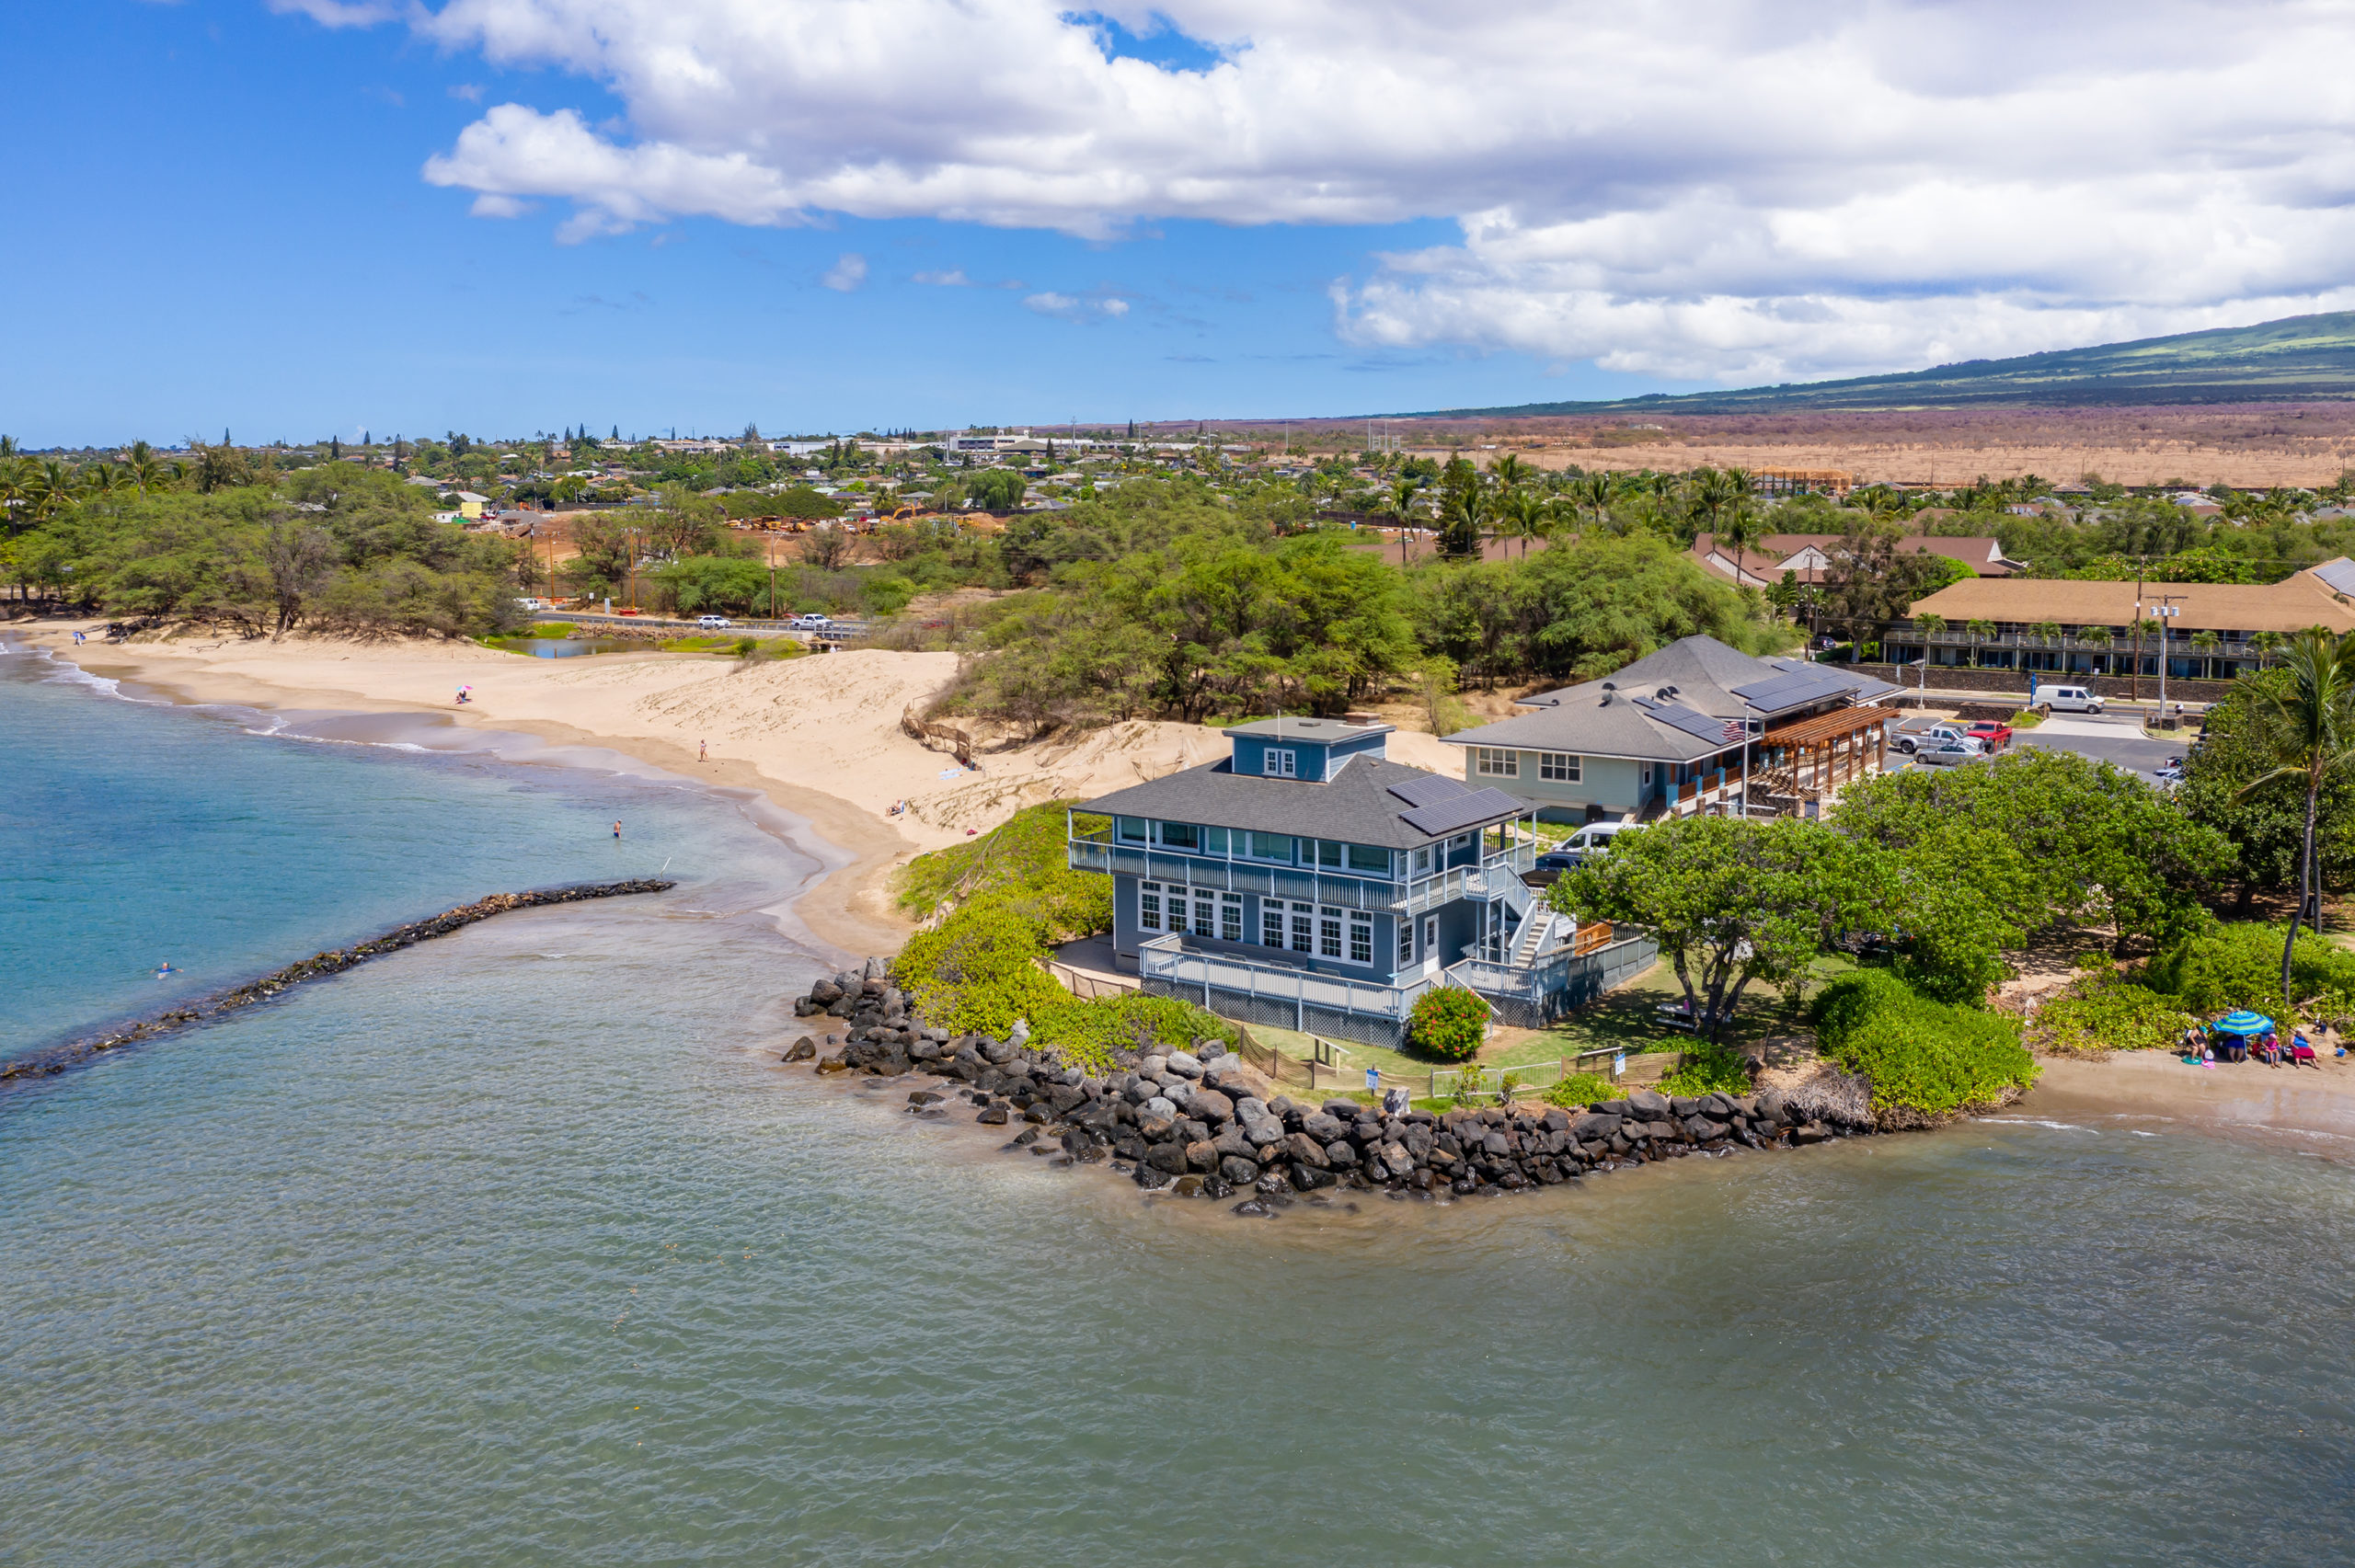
top-left (822, 253), bottom-right (868, 291)
top-left (268, 0), bottom-right (406, 25)
top-left (913, 269), bottom-right (971, 286)
top-left (296, 1), bottom-right (2355, 376)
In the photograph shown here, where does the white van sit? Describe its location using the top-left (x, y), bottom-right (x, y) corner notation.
top-left (1562, 821), bottom-right (1630, 863)
top-left (2040, 684), bottom-right (2104, 714)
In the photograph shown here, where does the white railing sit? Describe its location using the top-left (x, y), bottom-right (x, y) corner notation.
top-left (1138, 933), bottom-right (1439, 1022)
top-left (1071, 835), bottom-right (1534, 914)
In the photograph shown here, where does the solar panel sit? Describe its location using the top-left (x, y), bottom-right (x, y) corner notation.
top-left (1387, 774), bottom-right (1470, 808)
top-left (1633, 697), bottom-right (1740, 745)
top-left (1731, 669), bottom-right (1844, 709)
top-left (1400, 786), bottom-right (1525, 836)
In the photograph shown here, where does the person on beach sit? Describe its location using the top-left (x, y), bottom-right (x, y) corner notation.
top-left (699, 740), bottom-right (707, 761)
top-left (2257, 1034), bottom-right (2284, 1067)
top-left (2292, 1034), bottom-right (2320, 1069)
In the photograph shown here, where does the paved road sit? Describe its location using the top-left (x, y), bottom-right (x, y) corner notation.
top-left (1885, 714), bottom-right (2184, 783)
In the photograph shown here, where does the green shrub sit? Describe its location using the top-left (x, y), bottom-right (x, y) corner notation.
top-left (2144, 921), bottom-right (2355, 1016)
top-left (2030, 973), bottom-right (2198, 1056)
top-left (1408, 987), bottom-right (1489, 1061)
top-left (1659, 1043), bottom-right (1752, 1097)
top-left (897, 802), bottom-right (1110, 938)
top-left (1029, 992), bottom-right (1235, 1075)
top-left (891, 894), bottom-right (1072, 1037)
top-left (1543, 1070), bottom-right (1615, 1109)
top-left (1810, 969), bottom-right (2037, 1119)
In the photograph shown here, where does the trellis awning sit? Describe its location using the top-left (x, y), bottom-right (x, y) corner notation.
top-left (1761, 705), bottom-right (1891, 749)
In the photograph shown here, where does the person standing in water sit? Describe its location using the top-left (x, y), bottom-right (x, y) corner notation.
top-left (612, 821), bottom-right (622, 840)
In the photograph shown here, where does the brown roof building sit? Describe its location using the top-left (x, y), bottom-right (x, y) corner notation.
top-left (1693, 532), bottom-right (2019, 589)
top-left (1888, 561), bottom-right (2355, 682)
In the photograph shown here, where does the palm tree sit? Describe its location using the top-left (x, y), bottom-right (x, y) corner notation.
top-left (0, 456), bottom-right (29, 536)
top-left (1503, 490), bottom-right (1547, 557)
top-left (28, 459), bottom-right (79, 521)
top-left (1965, 617), bottom-right (1997, 668)
top-left (2253, 630), bottom-right (2288, 670)
top-left (2189, 628), bottom-right (2223, 679)
top-left (1490, 452), bottom-right (1527, 498)
top-left (122, 440), bottom-right (172, 493)
top-left (1573, 471), bottom-right (1615, 532)
top-left (2236, 627), bottom-right (2355, 1003)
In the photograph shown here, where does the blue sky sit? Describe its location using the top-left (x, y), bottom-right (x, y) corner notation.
top-left (7, 2), bottom-right (2349, 449)
top-left (0, 3), bottom-right (1670, 449)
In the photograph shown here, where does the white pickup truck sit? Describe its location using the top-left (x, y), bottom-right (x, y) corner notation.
top-left (1892, 723), bottom-right (1987, 757)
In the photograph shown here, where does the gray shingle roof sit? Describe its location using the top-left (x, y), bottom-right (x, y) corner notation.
top-left (1083, 756), bottom-right (1519, 848)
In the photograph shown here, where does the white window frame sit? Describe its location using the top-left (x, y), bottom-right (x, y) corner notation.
top-left (1139, 881), bottom-right (1163, 932)
top-left (1262, 747), bottom-right (1297, 778)
top-left (1397, 917), bottom-right (1414, 965)
top-left (1474, 747), bottom-right (1520, 778)
top-left (1318, 906), bottom-right (1344, 960)
top-left (1192, 893), bottom-right (1215, 939)
top-left (1220, 892), bottom-right (1244, 943)
top-left (1290, 901), bottom-right (1315, 954)
top-left (1262, 901), bottom-right (1286, 947)
top-left (1539, 751), bottom-right (1580, 783)
top-left (1349, 910), bottom-right (1373, 966)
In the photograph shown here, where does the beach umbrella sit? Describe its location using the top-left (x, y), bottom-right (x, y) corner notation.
top-left (2214, 1011), bottom-right (2273, 1036)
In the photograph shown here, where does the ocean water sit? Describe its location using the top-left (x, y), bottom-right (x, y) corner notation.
top-left (5, 644), bottom-right (2354, 1565)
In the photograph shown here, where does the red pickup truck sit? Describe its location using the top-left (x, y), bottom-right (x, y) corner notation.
top-left (1964, 720), bottom-right (2013, 751)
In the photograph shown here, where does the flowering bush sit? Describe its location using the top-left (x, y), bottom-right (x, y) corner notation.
top-left (1408, 986), bottom-right (1489, 1061)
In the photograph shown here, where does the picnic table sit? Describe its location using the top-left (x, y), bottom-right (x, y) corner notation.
top-left (1657, 1000), bottom-right (1731, 1033)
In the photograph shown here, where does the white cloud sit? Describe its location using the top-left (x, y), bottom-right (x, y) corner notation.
top-left (1024, 291), bottom-right (1128, 323)
top-left (822, 252), bottom-right (868, 291)
top-left (268, 0), bottom-right (406, 25)
top-left (913, 269), bottom-right (971, 286)
top-left (293, 1), bottom-right (2355, 376)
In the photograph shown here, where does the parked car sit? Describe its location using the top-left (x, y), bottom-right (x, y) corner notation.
top-left (1914, 740), bottom-right (1984, 767)
top-left (696, 614), bottom-right (735, 630)
top-left (1532, 851), bottom-right (1580, 876)
top-left (1560, 821), bottom-right (1630, 862)
top-left (788, 612), bottom-right (833, 630)
top-left (514, 596), bottom-right (549, 612)
top-left (2039, 684), bottom-right (2104, 714)
top-left (1964, 720), bottom-right (2014, 751)
top-left (1893, 724), bottom-right (1982, 756)
top-left (2154, 756), bottom-right (2188, 785)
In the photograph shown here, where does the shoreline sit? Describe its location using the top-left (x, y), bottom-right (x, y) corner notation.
top-left (2022, 1049), bottom-right (2355, 1148)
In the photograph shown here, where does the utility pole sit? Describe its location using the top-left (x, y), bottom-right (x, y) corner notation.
top-left (2157, 594), bottom-right (2184, 719)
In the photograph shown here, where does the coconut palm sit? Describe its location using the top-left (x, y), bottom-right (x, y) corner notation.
top-left (0, 456), bottom-right (29, 536)
top-left (1573, 471), bottom-right (1616, 531)
top-left (1502, 490), bottom-right (1548, 557)
top-left (2189, 628), bottom-right (2223, 678)
top-left (2236, 627), bottom-right (2355, 1001)
top-left (1490, 452), bottom-right (1527, 498)
top-left (2253, 630), bottom-right (2288, 670)
top-left (1964, 617), bottom-right (1997, 668)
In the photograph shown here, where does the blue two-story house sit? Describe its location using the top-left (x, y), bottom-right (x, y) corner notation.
top-left (1067, 717), bottom-right (1657, 1046)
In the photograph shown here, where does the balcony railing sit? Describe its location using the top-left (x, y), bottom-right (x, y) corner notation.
top-left (1894, 625), bottom-right (2259, 656)
top-left (1139, 933), bottom-right (1439, 1022)
top-left (1067, 834), bottom-right (1535, 913)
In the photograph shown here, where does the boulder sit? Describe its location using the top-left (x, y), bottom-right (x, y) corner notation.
top-left (1146, 1142), bottom-right (1189, 1175)
top-left (976, 1104), bottom-right (1009, 1126)
top-left (1289, 1163), bottom-right (1338, 1192)
top-left (1164, 1049), bottom-right (1204, 1080)
top-left (1186, 1139), bottom-right (1220, 1173)
top-left (1196, 1040), bottom-right (1228, 1061)
top-left (815, 1054), bottom-right (849, 1074)
top-left (1143, 1095), bottom-right (1179, 1123)
top-left (1324, 1139), bottom-right (1358, 1167)
top-left (863, 956), bottom-right (888, 981)
top-left (1212, 1126), bottom-right (1256, 1161)
top-left (1301, 1112), bottom-right (1349, 1144)
top-left (1219, 1155), bottom-right (1261, 1185)
top-left (1188, 1089), bottom-right (1235, 1125)
top-left (1626, 1089), bottom-right (1671, 1120)
top-left (1283, 1132), bottom-right (1330, 1168)
top-left (808, 979), bottom-right (843, 1006)
top-left (1242, 1118), bottom-right (1286, 1150)
top-left (906, 1090), bottom-right (946, 1105)
top-left (980, 1036), bottom-right (1017, 1065)
top-left (1006, 1018), bottom-right (1030, 1048)
top-left (782, 1037), bottom-right (818, 1062)
top-left (1378, 1144), bottom-right (1416, 1180)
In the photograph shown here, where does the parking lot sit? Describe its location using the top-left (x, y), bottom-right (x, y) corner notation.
top-left (1886, 712), bottom-right (2186, 784)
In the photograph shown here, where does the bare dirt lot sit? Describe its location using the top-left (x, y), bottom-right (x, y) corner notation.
top-left (1269, 405), bottom-right (2355, 488)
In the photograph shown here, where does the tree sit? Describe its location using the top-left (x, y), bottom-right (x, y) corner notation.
top-left (969, 469), bottom-right (1027, 510)
top-left (2231, 627), bottom-right (2355, 1001)
top-left (1817, 518), bottom-right (1950, 645)
top-left (1501, 490), bottom-right (1548, 558)
top-left (802, 522), bottom-right (856, 570)
top-left (261, 520), bottom-right (337, 635)
top-left (2180, 666), bottom-right (2355, 917)
top-left (1965, 617), bottom-right (1997, 667)
top-left (1548, 816), bottom-right (1872, 1043)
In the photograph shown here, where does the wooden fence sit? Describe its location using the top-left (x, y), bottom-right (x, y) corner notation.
top-left (900, 704), bottom-right (976, 769)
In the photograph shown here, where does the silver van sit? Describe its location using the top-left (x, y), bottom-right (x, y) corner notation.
top-left (2040, 684), bottom-right (2104, 714)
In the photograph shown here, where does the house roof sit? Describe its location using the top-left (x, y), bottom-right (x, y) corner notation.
top-left (1440, 635), bottom-right (1899, 764)
top-left (1904, 566), bottom-right (2355, 635)
top-left (1225, 715), bottom-right (1394, 743)
top-left (1082, 755), bottom-right (1522, 848)
top-left (1692, 532), bottom-right (2019, 588)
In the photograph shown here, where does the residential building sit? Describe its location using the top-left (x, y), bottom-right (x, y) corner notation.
top-left (1692, 532), bottom-right (2020, 589)
top-left (1068, 717), bottom-right (1655, 1041)
top-left (1889, 562), bottom-right (2355, 681)
top-left (1442, 635), bottom-right (1901, 823)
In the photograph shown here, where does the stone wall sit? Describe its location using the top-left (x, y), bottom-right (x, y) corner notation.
top-left (1852, 663), bottom-right (2235, 705)
top-left (786, 959), bottom-right (1877, 1207)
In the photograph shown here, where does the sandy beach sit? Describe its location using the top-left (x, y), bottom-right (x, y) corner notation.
top-left (2025, 1049), bottom-right (2355, 1147)
top-left (17, 621), bottom-right (1464, 962)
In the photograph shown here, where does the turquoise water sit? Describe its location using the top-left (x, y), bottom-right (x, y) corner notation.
top-left (5, 644), bottom-right (2353, 1564)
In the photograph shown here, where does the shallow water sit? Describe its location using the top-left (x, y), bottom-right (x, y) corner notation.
top-left (5, 645), bottom-right (2352, 1565)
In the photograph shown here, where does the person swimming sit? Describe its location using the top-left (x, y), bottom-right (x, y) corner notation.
top-left (154, 961), bottom-right (177, 979)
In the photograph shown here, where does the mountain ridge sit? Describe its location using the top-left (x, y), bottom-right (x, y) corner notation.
top-left (1394, 312), bottom-right (2355, 418)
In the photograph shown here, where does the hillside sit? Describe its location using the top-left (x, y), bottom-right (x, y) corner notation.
top-left (1406, 312), bottom-right (2355, 417)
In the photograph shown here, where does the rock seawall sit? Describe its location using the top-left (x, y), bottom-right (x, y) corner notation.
top-left (2, 879), bottom-right (677, 1084)
top-left (787, 959), bottom-right (1881, 1207)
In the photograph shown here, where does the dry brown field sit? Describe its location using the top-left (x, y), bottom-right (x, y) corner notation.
top-left (1245, 405), bottom-right (2355, 488)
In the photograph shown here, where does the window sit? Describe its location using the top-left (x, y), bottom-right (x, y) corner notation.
top-left (1349, 911), bottom-right (1373, 965)
top-left (1413, 846), bottom-right (1432, 876)
top-left (1315, 840), bottom-right (1345, 868)
top-left (1139, 881), bottom-right (1162, 931)
top-left (1397, 917), bottom-right (1414, 964)
top-left (1475, 748), bottom-right (1520, 778)
top-left (1539, 752), bottom-right (1580, 783)
top-left (1262, 747), bottom-right (1297, 778)
top-left (1263, 902), bottom-right (1285, 947)
top-left (1290, 902), bottom-right (1315, 953)
top-left (1159, 821), bottom-right (1199, 850)
top-left (1319, 906), bottom-right (1344, 959)
top-left (1221, 893), bottom-right (1244, 943)
top-left (1193, 895), bottom-right (1215, 938)
top-left (1347, 843), bottom-right (1391, 874)
top-left (1247, 831), bottom-right (1293, 863)
top-left (1117, 817), bottom-right (1147, 843)
top-left (1641, 765), bottom-right (1654, 787)
top-left (1202, 826), bottom-right (1229, 854)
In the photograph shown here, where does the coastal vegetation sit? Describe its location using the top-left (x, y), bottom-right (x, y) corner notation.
top-left (890, 803), bottom-right (1230, 1072)
top-left (1407, 988), bottom-right (1489, 1061)
top-left (1809, 970), bottom-right (2035, 1121)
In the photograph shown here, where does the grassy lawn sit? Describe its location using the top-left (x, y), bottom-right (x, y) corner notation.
top-left (1246, 953), bottom-right (1857, 1095)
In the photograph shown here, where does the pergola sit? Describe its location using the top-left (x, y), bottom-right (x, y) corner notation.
top-left (1755, 704), bottom-right (1890, 809)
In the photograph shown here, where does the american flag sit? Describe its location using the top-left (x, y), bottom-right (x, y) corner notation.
top-left (1722, 719), bottom-right (1746, 744)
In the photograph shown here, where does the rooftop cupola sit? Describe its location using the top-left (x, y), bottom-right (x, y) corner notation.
top-left (1224, 715), bottom-right (1393, 783)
